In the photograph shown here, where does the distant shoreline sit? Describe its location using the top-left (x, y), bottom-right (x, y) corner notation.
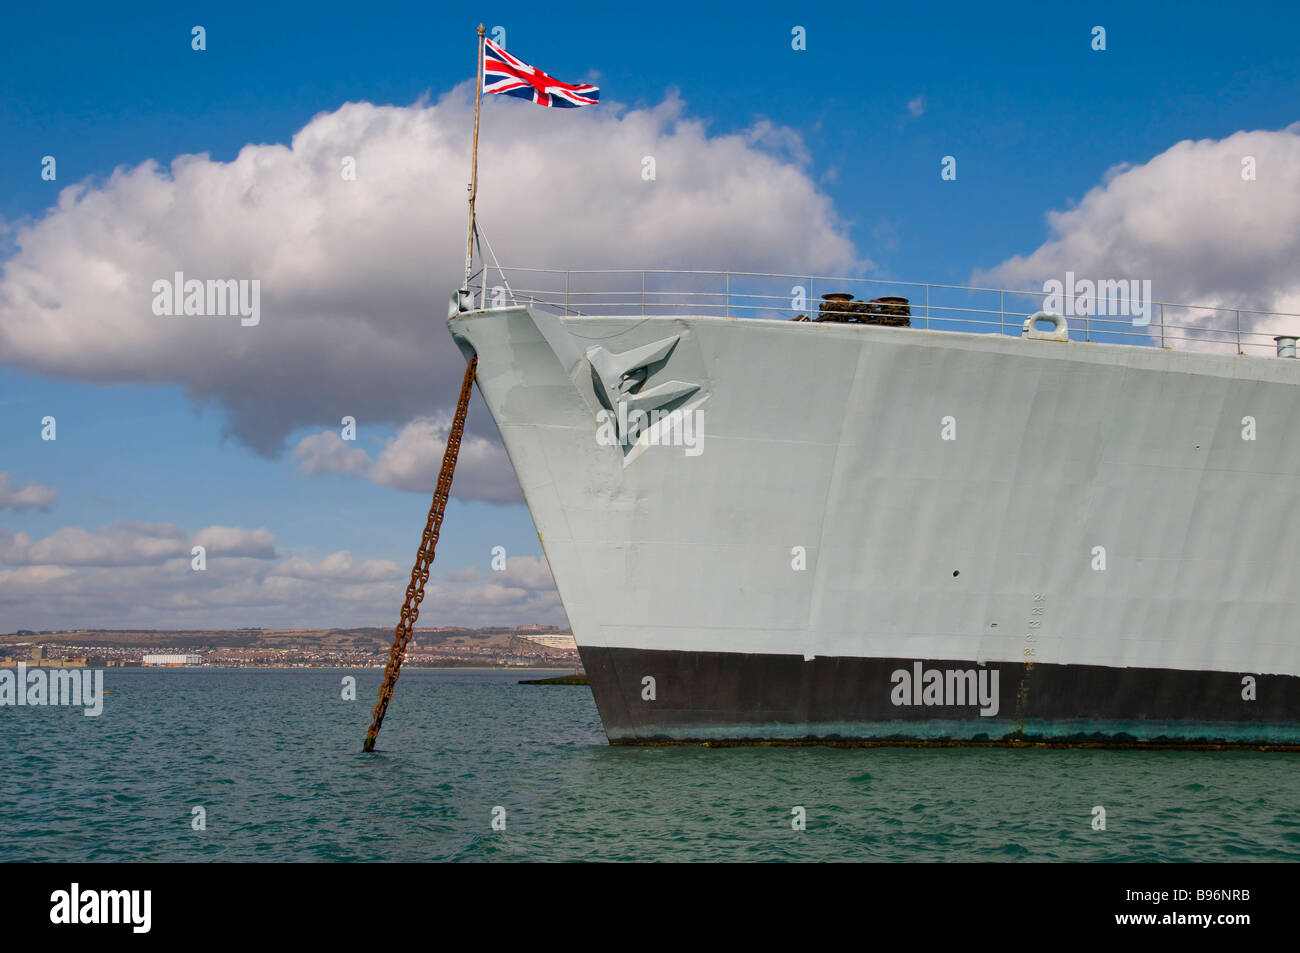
top-left (0, 626), bottom-right (579, 670)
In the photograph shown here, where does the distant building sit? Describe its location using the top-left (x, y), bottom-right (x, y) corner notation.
top-left (520, 633), bottom-right (578, 651)
top-left (142, 654), bottom-right (203, 666)
top-left (0, 645), bottom-right (106, 669)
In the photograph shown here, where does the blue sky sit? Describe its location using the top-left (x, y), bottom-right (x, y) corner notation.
top-left (2, 1), bottom-right (1299, 629)
top-left (6, 1), bottom-right (1298, 275)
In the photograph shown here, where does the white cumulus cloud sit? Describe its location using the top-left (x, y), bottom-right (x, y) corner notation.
top-left (0, 89), bottom-right (862, 458)
top-left (0, 522), bottom-right (187, 567)
top-left (291, 431), bottom-right (371, 475)
top-left (497, 555), bottom-right (554, 590)
top-left (272, 551), bottom-right (399, 582)
top-left (191, 525), bottom-right (277, 559)
top-left (0, 523), bottom-right (559, 630)
top-left (978, 124), bottom-right (1300, 350)
top-left (368, 415), bottom-right (520, 502)
top-left (0, 522), bottom-right (275, 567)
top-left (289, 413), bottom-right (521, 503)
top-left (0, 473), bottom-right (58, 511)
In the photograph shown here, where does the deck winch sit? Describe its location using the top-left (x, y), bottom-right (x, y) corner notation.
top-left (793, 292), bottom-right (912, 326)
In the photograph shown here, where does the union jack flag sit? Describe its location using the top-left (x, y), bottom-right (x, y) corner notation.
top-left (482, 37), bottom-right (599, 108)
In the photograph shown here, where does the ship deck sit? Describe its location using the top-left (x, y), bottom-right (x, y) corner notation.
top-left (466, 266), bottom-right (1300, 361)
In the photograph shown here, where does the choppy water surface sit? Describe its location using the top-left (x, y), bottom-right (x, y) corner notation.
top-left (2, 668), bottom-right (1297, 861)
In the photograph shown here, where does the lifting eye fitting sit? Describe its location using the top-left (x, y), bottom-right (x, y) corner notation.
top-left (362, 354), bottom-right (478, 752)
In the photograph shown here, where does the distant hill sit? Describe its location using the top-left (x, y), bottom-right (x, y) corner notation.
top-left (0, 625), bottom-right (567, 652)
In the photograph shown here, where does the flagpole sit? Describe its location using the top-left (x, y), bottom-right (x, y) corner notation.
top-left (463, 23), bottom-right (486, 296)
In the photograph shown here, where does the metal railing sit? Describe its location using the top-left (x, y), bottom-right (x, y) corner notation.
top-left (470, 267), bottom-right (1300, 359)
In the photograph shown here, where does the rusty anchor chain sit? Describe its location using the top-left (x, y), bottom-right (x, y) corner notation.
top-left (362, 354), bottom-right (478, 752)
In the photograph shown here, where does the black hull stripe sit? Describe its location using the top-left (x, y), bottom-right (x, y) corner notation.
top-left (579, 646), bottom-right (1300, 746)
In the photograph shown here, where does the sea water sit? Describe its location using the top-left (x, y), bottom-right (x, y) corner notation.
top-left (2, 668), bottom-right (1296, 862)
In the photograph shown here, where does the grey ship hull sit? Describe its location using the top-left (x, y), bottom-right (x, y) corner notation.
top-left (448, 304), bottom-right (1300, 747)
